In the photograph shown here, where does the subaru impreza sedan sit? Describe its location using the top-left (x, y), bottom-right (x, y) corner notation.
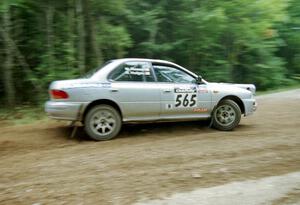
top-left (45, 58), bottom-right (257, 141)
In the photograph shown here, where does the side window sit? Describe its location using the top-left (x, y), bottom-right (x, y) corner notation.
top-left (153, 64), bottom-right (196, 83)
top-left (109, 61), bottom-right (155, 82)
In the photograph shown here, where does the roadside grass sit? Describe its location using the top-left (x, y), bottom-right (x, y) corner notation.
top-left (256, 83), bottom-right (300, 96)
top-left (0, 105), bottom-right (49, 126)
top-left (1, 83), bottom-right (299, 126)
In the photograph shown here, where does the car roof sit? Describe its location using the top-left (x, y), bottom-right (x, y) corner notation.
top-left (109, 58), bottom-right (198, 78)
top-left (90, 58), bottom-right (201, 81)
top-left (111, 58), bottom-right (174, 65)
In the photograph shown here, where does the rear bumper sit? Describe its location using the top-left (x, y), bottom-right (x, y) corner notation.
top-left (242, 98), bottom-right (257, 116)
top-left (45, 101), bottom-right (87, 121)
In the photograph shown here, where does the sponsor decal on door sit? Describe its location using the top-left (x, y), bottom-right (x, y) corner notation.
top-left (174, 87), bottom-right (197, 108)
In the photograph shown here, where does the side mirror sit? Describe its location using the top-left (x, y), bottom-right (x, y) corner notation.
top-left (196, 75), bottom-right (203, 84)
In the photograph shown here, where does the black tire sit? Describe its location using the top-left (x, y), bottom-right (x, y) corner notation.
top-left (84, 105), bottom-right (122, 141)
top-left (212, 99), bottom-right (241, 131)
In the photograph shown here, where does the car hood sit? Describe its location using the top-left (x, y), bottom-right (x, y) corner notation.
top-left (208, 82), bottom-right (256, 94)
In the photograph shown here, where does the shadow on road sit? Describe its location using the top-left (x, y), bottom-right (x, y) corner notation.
top-left (69, 120), bottom-right (215, 141)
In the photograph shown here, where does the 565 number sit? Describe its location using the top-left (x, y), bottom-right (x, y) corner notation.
top-left (175, 94), bottom-right (197, 107)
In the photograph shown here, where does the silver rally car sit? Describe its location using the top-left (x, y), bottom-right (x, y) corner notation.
top-left (45, 58), bottom-right (257, 140)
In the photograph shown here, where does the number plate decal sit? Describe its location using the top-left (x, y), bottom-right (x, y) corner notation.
top-left (174, 86), bottom-right (197, 108)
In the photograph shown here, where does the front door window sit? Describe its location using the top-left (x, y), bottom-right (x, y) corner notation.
top-left (153, 64), bottom-right (196, 84)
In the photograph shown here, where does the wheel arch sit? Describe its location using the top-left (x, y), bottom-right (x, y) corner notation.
top-left (218, 95), bottom-right (245, 114)
top-left (81, 99), bottom-right (123, 123)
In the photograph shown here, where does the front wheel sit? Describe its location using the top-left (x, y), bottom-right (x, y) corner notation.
top-left (212, 99), bottom-right (241, 131)
top-left (84, 105), bottom-right (122, 141)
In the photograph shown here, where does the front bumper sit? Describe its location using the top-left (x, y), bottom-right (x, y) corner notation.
top-left (242, 98), bottom-right (257, 116)
top-left (45, 101), bottom-right (87, 121)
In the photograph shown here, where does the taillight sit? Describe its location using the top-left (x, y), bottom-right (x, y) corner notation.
top-left (50, 89), bottom-right (69, 99)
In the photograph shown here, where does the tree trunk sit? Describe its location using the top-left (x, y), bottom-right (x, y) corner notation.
top-left (90, 17), bottom-right (103, 67)
top-left (84, 0), bottom-right (102, 67)
top-left (2, 3), bottom-right (16, 106)
top-left (76, 0), bottom-right (86, 74)
top-left (146, 19), bottom-right (159, 58)
top-left (67, 0), bottom-right (76, 69)
top-left (45, 0), bottom-right (55, 69)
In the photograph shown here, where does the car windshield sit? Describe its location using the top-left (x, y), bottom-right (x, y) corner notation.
top-left (82, 60), bottom-right (114, 78)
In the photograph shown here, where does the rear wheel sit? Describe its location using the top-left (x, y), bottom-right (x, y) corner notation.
top-left (212, 99), bottom-right (241, 131)
top-left (84, 105), bottom-right (122, 141)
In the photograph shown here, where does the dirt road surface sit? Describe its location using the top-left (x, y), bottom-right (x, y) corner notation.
top-left (0, 89), bottom-right (300, 205)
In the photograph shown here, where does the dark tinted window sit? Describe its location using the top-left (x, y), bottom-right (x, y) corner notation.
top-left (109, 61), bottom-right (155, 82)
top-left (153, 64), bottom-right (196, 83)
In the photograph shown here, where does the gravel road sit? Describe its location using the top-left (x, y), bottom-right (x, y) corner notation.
top-left (0, 89), bottom-right (300, 205)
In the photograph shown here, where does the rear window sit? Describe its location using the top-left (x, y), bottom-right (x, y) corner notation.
top-left (109, 61), bottom-right (155, 82)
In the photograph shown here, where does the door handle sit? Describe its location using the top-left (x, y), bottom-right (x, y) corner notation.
top-left (110, 89), bottom-right (119, 92)
top-left (163, 89), bottom-right (172, 93)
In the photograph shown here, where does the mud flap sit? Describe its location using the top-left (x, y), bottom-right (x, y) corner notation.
top-left (69, 122), bottom-right (78, 138)
top-left (69, 104), bottom-right (84, 138)
top-left (209, 106), bottom-right (217, 128)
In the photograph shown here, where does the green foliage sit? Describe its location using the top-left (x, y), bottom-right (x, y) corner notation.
top-left (0, 0), bottom-right (24, 12)
top-left (168, 0), bottom-right (290, 89)
top-left (278, 0), bottom-right (300, 76)
top-left (97, 21), bottom-right (132, 59)
top-left (0, 0), bottom-right (299, 106)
